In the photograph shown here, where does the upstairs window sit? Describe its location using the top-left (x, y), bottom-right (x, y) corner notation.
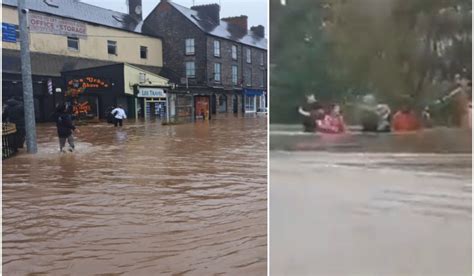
top-left (185, 38), bottom-right (195, 55)
top-left (231, 45), bottom-right (237, 60)
top-left (107, 40), bottom-right (117, 55)
top-left (185, 61), bottom-right (195, 78)
top-left (260, 52), bottom-right (265, 65)
top-left (246, 48), bottom-right (251, 63)
top-left (213, 40), bottom-right (221, 57)
top-left (67, 36), bottom-right (79, 51)
top-left (232, 65), bottom-right (238, 85)
top-left (140, 46), bottom-right (148, 59)
top-left (214, 63), bottom-right (221, 82)
top-left (260, 70), bottom-right (265, 87)
top-left (245, 68), bottom-right (252, 86)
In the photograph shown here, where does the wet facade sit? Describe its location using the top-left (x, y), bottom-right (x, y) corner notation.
top-left (142, 1), bottom-right (268, 119)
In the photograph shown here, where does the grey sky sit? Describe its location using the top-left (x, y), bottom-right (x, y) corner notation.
top-left (81, 0), bottom-right (267, 33)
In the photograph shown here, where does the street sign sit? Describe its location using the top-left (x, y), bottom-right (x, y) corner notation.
top-left (2, 23), bottom-right (17, 43)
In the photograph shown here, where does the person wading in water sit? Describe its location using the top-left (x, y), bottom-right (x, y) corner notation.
top-left (53, 104), bottom-right (80, 153)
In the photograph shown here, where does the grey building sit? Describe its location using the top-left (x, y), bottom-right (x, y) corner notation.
top-left (142, 0), bottom-right (267, 118)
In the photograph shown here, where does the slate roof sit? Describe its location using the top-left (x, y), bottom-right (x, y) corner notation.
top-left (2, 0), bottom-right (143, 33)
top-left (169, 2), bottom-right (267, 50)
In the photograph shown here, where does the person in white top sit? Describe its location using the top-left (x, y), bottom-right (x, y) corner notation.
top-left (111, 105), bottom-right (127, 127)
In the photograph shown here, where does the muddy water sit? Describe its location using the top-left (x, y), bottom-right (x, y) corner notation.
top-left (3, 116), bottom-right (267, 275)
top-left (270, 126), bottom-right (471, 276)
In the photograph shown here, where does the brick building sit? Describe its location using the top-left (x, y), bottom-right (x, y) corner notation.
top-left (142, 0), bottom-right (267, 118)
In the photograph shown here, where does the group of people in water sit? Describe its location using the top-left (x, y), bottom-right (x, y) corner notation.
top-left (299, 93), bottom-right (472, 134)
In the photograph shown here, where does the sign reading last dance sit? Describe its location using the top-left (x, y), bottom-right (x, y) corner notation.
top-left (29, 13), bottom-right (87, 37)
top-left (138, 88), bottom-right (166, 98)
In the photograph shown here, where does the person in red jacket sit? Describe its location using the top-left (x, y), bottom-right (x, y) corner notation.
top-left (316, 104), bottom-right (346, 133)
top-left (391, 104), bottom-right (421, 132)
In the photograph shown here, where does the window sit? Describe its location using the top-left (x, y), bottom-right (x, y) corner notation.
top-left (214, 63), bottom-right (221, 82)
top-left (232, 45), bottom-right (237, 60)
top-left (213, 40), bottom-right (221, 57)
top-left (246, 48), bottom-right (251, 63)
top-left (245, 68), bottom-right (252, 86)
top-left (185, 61), bottom-right (195, 78)
top-left (67, 36), bottom-right (79, 51)
top-left (185, 38), bottom-right (195, 55)
top-left (260, 70), bottom-right (265, 87)
top-left (245, 95), bottom-right (256, 112)
top-left (140, 46), bottom-right (147, 59)
top-left (260, 52), bottom-right (265, 65)
top-left (107, 40), bottom-right (117, 55)
top-left (232, 65), bottom-right (238, 85)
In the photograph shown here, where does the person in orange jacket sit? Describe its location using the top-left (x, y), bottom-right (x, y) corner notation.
top-left (391, 104), bottom-right (421, 132)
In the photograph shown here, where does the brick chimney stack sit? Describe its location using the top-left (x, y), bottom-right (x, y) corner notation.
top-left (191, 4), bottom-right (220, 24)
top-left (222, 15), bottom-right (248, 32)
top-left (250, 25), bottom-right (265, 37)
top-left (128, 0), bottom-right (143, 21)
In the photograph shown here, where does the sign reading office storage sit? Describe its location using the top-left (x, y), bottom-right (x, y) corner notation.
top-left (29, 13), bottom-right (87, 37)
top-left (138, 88), bottom-right (166, 98)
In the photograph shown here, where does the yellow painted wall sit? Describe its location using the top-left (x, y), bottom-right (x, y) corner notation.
top-left (124, 64), bottom-right (170, 95)
top-left (2, 5), bottom-right (163, 67)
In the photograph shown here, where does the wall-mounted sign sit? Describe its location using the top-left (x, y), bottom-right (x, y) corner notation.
top-left (2, 23), bottom-right (17, 43)
top-left (66, 77), bottom-right (110, 97)
top-left (29, 13), bottom-right (87, 37)
top-left (138, 88), bottom-right (166, 98)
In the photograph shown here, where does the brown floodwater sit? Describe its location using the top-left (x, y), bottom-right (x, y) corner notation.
top-left (3, 116), bottom-right (267, 275)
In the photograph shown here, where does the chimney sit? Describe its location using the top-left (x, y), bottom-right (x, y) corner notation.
top-left (250, 25), bottom-right (265, 37)
top-left (128, 0), bottom-right (143, 21)
top-left (191, 4), bottom-right (220, 24)
top-left (222, 15), bottom-right (248, 32)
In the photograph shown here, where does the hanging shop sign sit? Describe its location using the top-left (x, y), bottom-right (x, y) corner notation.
top-left (29, 12), bottom-right (87, 37)
top-left (137, 87), bottom-right (166, 98)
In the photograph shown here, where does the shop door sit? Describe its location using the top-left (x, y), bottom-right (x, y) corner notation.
top-left (145, 99), bottom-right (167, 119)
top-left (195, 96), bottom-right (210, 119)
top-left (233, 94), bottom-right (238, 113)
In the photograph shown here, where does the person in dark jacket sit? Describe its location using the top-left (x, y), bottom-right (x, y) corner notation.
top-left (53, 104), bottom-right (80, 152)
top-left (2, 98), bottom-right (26, 149)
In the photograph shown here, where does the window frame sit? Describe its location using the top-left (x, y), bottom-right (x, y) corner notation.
top-left (260, 70), bottom-right (265, 87)
top-left (260, 52), bottom-right (265, 66)
top-left (185, 38), bottom-right (195, 55)
top-left (67, 36), bottom-right (79, 51)
top-left (140, 46), bottom-right (148, 59)
top-left (214, 63), bottom-right (221, 82)
top-left (107, 40), bottom-right (117, 55)
top-left (213, 40), bottom-right (221, 57)
top-left (246, 48), bottom-right (252, 63)
top-left (185, 61), bottom-right (196, 78)
top-left (231, 65), bottom-right (238, 85)
top-left (231, 45), bottom-right (238, 60)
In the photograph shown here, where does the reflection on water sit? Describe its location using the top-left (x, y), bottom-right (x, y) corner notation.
top-left (3, 117), bottom-right (267, 275)
top-left (270, 125), bottom-right (471, 276)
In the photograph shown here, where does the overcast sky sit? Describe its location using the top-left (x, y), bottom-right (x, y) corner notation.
top-left (81, 0), bottom-right (267, 33)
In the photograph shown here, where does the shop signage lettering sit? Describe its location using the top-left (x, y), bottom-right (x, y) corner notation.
top-left (66, 77), bottom-right (110, 97)
top-left (138, 88), bottom-right (166, 98)
top-left (29, 13), bottom-right (87, 37)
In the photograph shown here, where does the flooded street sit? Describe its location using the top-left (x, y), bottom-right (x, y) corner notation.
top-left (270, 126), bottom-right (471, 276)
top-left (3, 116), bottom-right (267, 275)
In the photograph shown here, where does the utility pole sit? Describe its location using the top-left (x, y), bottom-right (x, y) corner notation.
top-left (18, 0), bottom-right (37, 153)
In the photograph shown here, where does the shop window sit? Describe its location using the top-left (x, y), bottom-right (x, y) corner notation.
top-left (108, 40), bottom-right (117, 55)
top-left (185, 38), bottom-right (195, 55)
top-left (213, 40), bottom-right (221, 57)
top-left (67, 36), bottom-right (79, 51)
top-left (232, 45), bottom-right (237, 60)
top-left (214, 63), bottom-right (221, 82)
top-left (219, 95), bottom-right (227, 112)
top-left (140, 46), bottom-right (147, 59)
top-left (185, 61), bottom-right (195, 78)
top-left (232, 65), bottom-right (238, 85)
top-left (245, 95), bottom-right (256, 112)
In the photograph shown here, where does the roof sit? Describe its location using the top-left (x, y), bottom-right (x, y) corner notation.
top-left (169, 2), bottom-right (267, 50)
top-left (2, 49), bottom-right (162, 77)
top-left (2, 0), bottom-right (143, 34)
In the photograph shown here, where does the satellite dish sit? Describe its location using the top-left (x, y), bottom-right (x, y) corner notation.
top-left (135, 5), bottom-right (142, 15)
